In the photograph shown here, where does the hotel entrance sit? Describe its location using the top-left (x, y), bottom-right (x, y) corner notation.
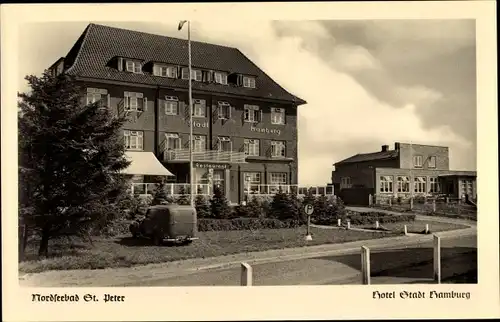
top-left (193, 162), bottom-right (230, 198)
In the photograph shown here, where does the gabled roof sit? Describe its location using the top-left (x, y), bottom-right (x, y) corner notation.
top-left (63, 23), bottom-right (306, 105)
top-left (335, 150), bottom-right (399, 165)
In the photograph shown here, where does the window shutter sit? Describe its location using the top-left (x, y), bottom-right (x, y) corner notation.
top-left (177, 66), bottom-right (182, 78)
top-left (228, 105), bottom-right (233, 119)
top-left (259, 109), bottom-right (263, 123)
top-left (124, 96), bottom-right (129, 109)
top-left (237, 74), bottom-right (243, 86)
top-left (143, 97), bottom-right (148, 111)
top-left (107, 94), bottom-right (111, 108)
top-left (208, 71), bottom-right (214, 82)
top-left (153, 65), bottom-right (160, 76)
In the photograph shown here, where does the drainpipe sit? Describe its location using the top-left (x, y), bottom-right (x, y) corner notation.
top-left (154, 85), bottom-right (160, 157)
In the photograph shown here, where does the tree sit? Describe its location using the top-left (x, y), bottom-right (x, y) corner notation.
top-left (195, 194), bottom-right (211, 218)
top-left (176, 186), bottom-right (190, 205)
top-left (269, 191), bottom-right (302, 221)
top-left (210, 186), bottom-right (232, 219)
top-left (151, 180), bottom-right (168, 205)
top-left (18, 71), bottom-right (130, 257)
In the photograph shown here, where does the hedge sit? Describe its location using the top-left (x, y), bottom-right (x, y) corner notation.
top-left (197, 218), bottom-right (303, 232)
top-left (315, 211), bottom-right (416, 226)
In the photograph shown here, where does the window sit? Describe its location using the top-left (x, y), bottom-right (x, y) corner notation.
top-left (271, 107), bottom-right (285, 125)
top-left (214, 72), bottom-right (228, 85)
top-left (340, 177), bottom-right (352, 189)
top-left (164, 96), bottom-right (178, 115)
top-left (192, 135), bottom-right (206, 152)
top-left (413, 155), bottom-right (423, 168)
top-left (244, 104), bottom-right (261, 123)
top-left (165, 133), bottom-right (181, 150)
top-left (125, 60), bottom-right (142, 74)
top-left (124, 130), bottom-right (143, 150)
top-left (397, 176), bottom-right (410, 193)
top-left (270, 173), bottom-right (287, 184)
top-left (243, 76), bottom-right (256, 88)
top-left (244, 172), bottom-right (261, 184)
top-left (428, 156), bottom-right (437, 168)
top-left (218, 101), bottom-right (231, 119)
top-left (380, 176), bottom-right (393, 193)
top-left (414, 176), bottom-right (427, 193)
top-left (154, 65), bottom-right (177, 78)
top-left (271, 141), bottom-right (286, 158)
top-left (244, 139), bottom-right (260, 156)
top-left (181, 68), bottom-right (189, 80)
top-left (429, 177), bottom-right (440, 193)
top-left (86, 88), bottom-right (108, 107)
top-left (193, 99), bottom-right (206, 117)
top-left (217, 136), bottom-right (232, 152)
top-left (124, 91), bottom-right (146, 112)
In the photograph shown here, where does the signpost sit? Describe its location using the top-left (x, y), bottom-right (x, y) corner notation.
top-left (304, 204), bottom-right (314, 241)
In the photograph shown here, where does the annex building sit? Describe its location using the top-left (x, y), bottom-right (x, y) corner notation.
top-left (331, 142), bottom-right (477, 205)
top-left (48, 23), bottom-right (308, 204)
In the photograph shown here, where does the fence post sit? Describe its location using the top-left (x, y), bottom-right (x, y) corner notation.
top-left (433, 235), bottom-right (441, 283)
top-left (241, 262), bottom-right (253, 286)
top-left (361, 246), bottom-right (371, 285)
top-left (445, 197), bottom-right (449, 204)
top-left (368, 194), bottom-right (373, 206)
top-left (425, 224), bottom-right (429, 234)
top-left (375, 220), bottom-right (379, 229)
top-left (337, 218), bottom-right (341, 227)
top-left (388, 197), bottom-right (392, 206)
top-left (347, 220), bottom-right (351, 230)
top-left (410, 197), bottom-right (414, 210)
top-left (432, 199), bottom-right (436, 213)
top-left (404, 224), bottom-right (408, 236)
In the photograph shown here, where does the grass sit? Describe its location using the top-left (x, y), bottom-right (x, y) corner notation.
top-left (19, 227), bottom-right (394, 274)
top-left (372, 203), bottom-right (477, 221)
top-left (357, 220), bottom-right (469, 234)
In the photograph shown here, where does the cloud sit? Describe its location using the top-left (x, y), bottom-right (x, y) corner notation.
top-left (18, 20), bottom-right (476, 186)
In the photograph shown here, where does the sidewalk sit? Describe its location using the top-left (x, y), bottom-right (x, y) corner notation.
top-left (20, 225), bottom-right (476, 287)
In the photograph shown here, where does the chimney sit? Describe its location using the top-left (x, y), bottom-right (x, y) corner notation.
top-left (381, 145), bottom-right (389, 152)
top-left (395, 142), bottom-right (400, 151)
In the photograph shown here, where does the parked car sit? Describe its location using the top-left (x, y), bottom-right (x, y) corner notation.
top-left (129, 204), bottom-right (198, 245)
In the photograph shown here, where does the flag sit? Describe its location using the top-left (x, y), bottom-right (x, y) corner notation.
top-left (178, 20), bottom-right (187, 31)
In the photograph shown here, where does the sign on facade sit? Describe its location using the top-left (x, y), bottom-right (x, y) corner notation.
top-left (250, 126), bottom-right (281, 136)
top-left (194, 162), bottom-right (229, 170)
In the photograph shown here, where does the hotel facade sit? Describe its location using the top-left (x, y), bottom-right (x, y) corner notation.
top-left (48, 23), bottom-right (309, 204)
top-left (331, 142), bottom-right (477, 205)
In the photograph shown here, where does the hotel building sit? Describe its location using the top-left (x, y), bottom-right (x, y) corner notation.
top-left (48, 23), bottom-right (308, 204)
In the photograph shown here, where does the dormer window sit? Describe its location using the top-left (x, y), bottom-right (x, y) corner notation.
top-left (181, 68), bottom-right (202, 81)
top-left (125, 60), bottom-right (142, 74)
top-left (153, 64), bottom-right (177, 78)
top-left (214, 72), bottom-right (228, 85)
top-left (243, 76), bottom-right (256, 88)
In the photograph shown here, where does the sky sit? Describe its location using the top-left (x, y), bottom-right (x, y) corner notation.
top-left (18, 19), bottom-right (477, 186)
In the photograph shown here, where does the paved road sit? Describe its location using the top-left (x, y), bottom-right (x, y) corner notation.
top-left (128, 234), bottom-right (476, 286)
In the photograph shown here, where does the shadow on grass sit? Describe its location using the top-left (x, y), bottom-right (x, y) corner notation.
top-left (115, 237), bottom-right (192, 248)
top-left (316, 247), bottom-right (477, 283)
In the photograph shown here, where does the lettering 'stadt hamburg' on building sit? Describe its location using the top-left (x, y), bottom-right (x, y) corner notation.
top-left (47, 23), bottom-right (307, 204)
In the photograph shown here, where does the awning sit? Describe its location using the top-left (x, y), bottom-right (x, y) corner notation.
top-left (121, 151), bottom-right (175, 176)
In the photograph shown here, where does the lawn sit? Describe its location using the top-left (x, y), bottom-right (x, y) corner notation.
top-left (357, 220), bottom-right (469, 234)
top-left (19, 227), bottom-right (394, 274)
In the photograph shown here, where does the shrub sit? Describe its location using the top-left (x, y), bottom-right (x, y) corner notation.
top-left (197, 218), bottom-right (303, 232)
top-left (151, 181), bottom-right (169, 205)
top-left (195, 194), bottom-right (211, 218)
top-left (234, 196), bottom-right (265, 218)
top-left (176, 186), bottom-right (190, 205)
top-left (210, 186), bottom-right (232, 219)
top-left (269, 191), bottom-right (304, 222)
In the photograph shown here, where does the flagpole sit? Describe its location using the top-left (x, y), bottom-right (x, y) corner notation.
top-left (188, 21), bottom-right (194, 207)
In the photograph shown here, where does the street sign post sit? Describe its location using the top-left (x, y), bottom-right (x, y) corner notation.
top-left (304, 204), bottom-right (314, 241)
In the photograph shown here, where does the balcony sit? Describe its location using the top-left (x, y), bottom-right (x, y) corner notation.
top-left (163, 149), bottom-right (247, 163)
